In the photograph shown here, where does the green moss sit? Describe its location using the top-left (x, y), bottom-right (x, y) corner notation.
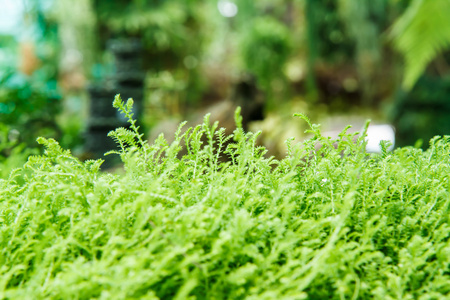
top-left (1, 94), bottom-right (449, 299)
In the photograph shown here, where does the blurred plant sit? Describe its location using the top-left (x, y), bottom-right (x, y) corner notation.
top-left (55, 0), bottom-right (97, 77)
top-left (146, 71), bottom-right (187, 115)
top-left (390, 0), bottom-right (450, 89)
top-left (56, 113), bottom-right (84, 152)
top-left (23, 0), bottom-right (61, 80)
top-left (0, 0), bottom-right (63, 150)
top-left (389, 76), bottom-right (450, 148)
top-left (304, 0), bottom-right (408, 106)
top-left (0, 70), bottom-right (61, 147)
top-left (95, 1), bottom-right (194, 51)
top-left (338, 0), bottom-right (389, 104)
top-left (306, 0), bottom-right (355, 64)
top-left (304, 0), bottom-right (357, 103)
top-left (92, 0), bottom-right (208, 105)
top-left (240, 17), bottom-right (292, 103)
top-left (0, 35), bottom-right (19, 71)
top-left (0, 124), bottom-right (37, 179)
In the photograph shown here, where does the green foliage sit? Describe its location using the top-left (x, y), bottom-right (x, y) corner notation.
top-left (241, 17), bottom-right (292, 94)
top-left (306, 0), bottom-right (356, 63)
top-left (390, 76), bottom-right (450, 148)
top-left (1, 97), bottom-right (450, 299)
top-left (92, 0), bottom-right (211, 106)
top-left (0, 0), bottom-right (62, 150)
top-left (337, 0), bottom-right (389, 103)
top-left (0, 124), bottom-right (38, 179)
top-left (0, 70), bottom-right (61, 147)
top-left (93, 0), bottom-right (207, 59)
top-left (95, 0), bottom-right (190, 48)
top-left (390, 0), bottom-right (450, 89)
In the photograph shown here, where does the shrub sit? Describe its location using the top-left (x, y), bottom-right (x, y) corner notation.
top-left (0, 124), bottom-right (38, 179)
top-left (1, 95), bottom-right (449, 299)
top-left (0, 70), bottom-right (61, 147)
top-left (241, 17), bottom-right (292, 96)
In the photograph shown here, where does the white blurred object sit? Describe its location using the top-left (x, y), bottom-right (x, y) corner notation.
top-left (217, 0), bottom-right (238, 18)
top-left (365, 124), bottom-right (395, 153)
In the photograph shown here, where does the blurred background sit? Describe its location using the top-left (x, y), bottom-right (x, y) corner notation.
top-left (1, 0), bottom-right (450, 171)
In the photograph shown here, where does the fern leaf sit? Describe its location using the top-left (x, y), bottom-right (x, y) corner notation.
top-left (390, 0), bottom-right (450, 89)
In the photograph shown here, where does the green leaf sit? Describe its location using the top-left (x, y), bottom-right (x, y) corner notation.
top-left (390, 0), bottom-right (450, 89)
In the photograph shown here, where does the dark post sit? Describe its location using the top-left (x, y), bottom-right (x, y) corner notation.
top-left (109, 39), bottom-right (145, 122)
top-left (84, 39), bottom-right (144, 168)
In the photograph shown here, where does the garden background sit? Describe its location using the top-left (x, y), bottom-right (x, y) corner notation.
top-left (1, 0), bottom-right (450, 170)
